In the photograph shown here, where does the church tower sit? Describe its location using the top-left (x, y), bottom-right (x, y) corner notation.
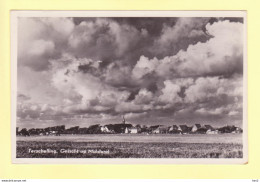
top-left (122, 116), bottom-right (126, 124)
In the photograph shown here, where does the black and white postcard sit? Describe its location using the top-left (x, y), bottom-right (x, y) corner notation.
top-left (11, 11), bottom-right (247, 164)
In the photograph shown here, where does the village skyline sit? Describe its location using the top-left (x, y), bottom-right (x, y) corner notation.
top-left (16, 121), bottom-right (243, 136)
top-left (17, 114), bottom-right (243, 130)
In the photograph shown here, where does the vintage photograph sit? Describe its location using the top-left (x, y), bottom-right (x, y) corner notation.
top-left (11, 11), bottom-right (247, 163)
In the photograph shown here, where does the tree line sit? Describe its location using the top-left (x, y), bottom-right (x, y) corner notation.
top-left (16, 123), bottom-right (243, 136)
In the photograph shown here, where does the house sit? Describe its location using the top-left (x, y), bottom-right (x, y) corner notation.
top-left (148, 125), bottom-right (160, 133)
top-left (196, 127), bottom-right (208, 134)
top-left (229, 127), bottom-right (243, 134)
top-left (125, 127), bottom-right (130, 133)
top-left (169, 125), bottom-right (178, 131)
top-left (139, 125), bottom-right (149, 134)
top-left (191, 124), bottom-right (201, 132)
top-left (49, 130), bottom-right (58, 135)
top-left (151, 126), bottom-right (169, 134)
top-left (101, 126), bottom-right (110, 133)
top-left (178, 125), bottom-right (190, 134)
top-left (168, 125), bottom-right (179, 133)
top-left (159, 126), bottom-right (169, 134)
top-left (169, 125), bottom-right (180, 134)
top-left (231, 127), bottom-right (243, 134)
top-left (130, 127), bottom-right (138, 134)
top-left (204, 125), bottom-right (214, 131)
top-left (150, 125), bottom-right (161, 134)
top-left (234, 127), bottom-right (243, 133)
top-left (101, 124), bottom-right (115, 133)
top-left (206, 130), bottom-right (218, 134)
top-left (125, 127), bottom-right (139, 134)
top-left (113, 124), bottom-right (132, 133)
top-left (152, 127), bottom-right (160, 134)
top-left (198, 125), bottom-right (214, 134)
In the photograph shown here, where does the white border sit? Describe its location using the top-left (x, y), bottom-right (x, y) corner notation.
top-left (11, 10), bottom-right (248, 164)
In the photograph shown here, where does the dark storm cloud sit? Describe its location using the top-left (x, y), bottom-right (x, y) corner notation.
top-left (110, 17), bottom-right (178, 36)
top-left (73, 17), bottom-right (178, 36)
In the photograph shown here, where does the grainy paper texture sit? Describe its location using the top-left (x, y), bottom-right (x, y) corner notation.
top-left (11, 11), bottom-right (247, 164)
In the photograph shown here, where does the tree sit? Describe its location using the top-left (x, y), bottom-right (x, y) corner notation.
top-left (19, 128), bottom-right (30, 136)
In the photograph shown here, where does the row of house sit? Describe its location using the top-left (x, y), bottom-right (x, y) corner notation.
top-left (17, 123), bottom-right (243, 136)
top-left (17, 125), bottom-right (66, 136)
top-left (148, 124), bottom-right (212, 134)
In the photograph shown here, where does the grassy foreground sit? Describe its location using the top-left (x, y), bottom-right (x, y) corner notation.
top-left (16, 141), bottom-right (243, 158)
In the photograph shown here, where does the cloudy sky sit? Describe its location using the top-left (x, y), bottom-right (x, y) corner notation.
top-left (17, 17), bottom-right (244, 129)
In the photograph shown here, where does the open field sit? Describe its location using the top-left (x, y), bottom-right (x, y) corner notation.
top-left (16, 141), bottom-right (242, 158)
top-left (17, 133), bottom-right (243, 144)
top-left (16, 134), bottom-right (243, 158)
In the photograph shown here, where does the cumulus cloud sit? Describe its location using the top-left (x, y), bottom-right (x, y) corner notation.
top-left (185, 76), bottom-right (242, 103)
top-left (134, 89), bottom-right (153, 105)
top-left (28, 39), bottom-right (55, 56)
top-left (50, 55), bottom-right (132, 114)
top-left (124, 112), bottom-right (148, 119)
top-left (17, 102), bottom-right (56, 120)
top-left (68, 18), bottom-right (149, 65)
top-left (158, 80), bottom-right (182, 104)
top-left (17, 17), bottom-right (244, 127)
top-left (18, 17), bottom-right (75, 71)
top-left (177, 20), bottom-right (243, 77)
top-left (103, 61), bottom-right (136, 88)
top-left (133, 20), bottom-right (243, 80)
top-left (228, 110), bottom-right (240, 116)
top-left (153, 18), bottom-right (210, 56)
top-left (195, 107), bottom-right (225, 115)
